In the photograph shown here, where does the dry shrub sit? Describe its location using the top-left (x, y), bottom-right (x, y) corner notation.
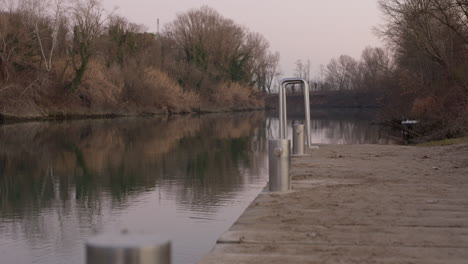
top-left (211, 82), bottom-right (262, 108)
top-left (0, 67), bottom-right (56, 117)
top-left (106, 63), bottom-right (125, 89)
top-left (52, 59), bottom-right (75, 86)
top-left (31, 59), bottom-right (124, 115)
top-left (406, 84), bottom-right (468, 139)
top-left (77, 60), bottom-right (123, 112)
top-left (229, 82), bottom-right (253, 104)
top-left (123, 67), bottom-right (199, 113)
top-left (410, 96), bottom-right (437, 117)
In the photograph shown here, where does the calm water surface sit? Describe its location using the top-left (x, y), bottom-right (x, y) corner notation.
top-left (0, 110), bottom-right (397, 264)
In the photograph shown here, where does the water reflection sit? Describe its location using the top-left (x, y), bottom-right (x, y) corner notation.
top-left (267, 109), bottom-right (399, 144)
top-left (0, 113), bottom-right (269, 264)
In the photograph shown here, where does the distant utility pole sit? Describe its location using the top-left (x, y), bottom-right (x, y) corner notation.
top-left (157, 18), bottom-right (160, 35)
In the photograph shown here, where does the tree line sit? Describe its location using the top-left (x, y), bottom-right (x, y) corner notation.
top-left (0, 1), bottom-right (280, 116)
top-left (298, 0), bottom-right (467, 139)
top-left (303, 47), bottom-right (393, 93)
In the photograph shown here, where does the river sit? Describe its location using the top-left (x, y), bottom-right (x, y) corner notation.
top-left (0, 110), bottom-right (397, 264)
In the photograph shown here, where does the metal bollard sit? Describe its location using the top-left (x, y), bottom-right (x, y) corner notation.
top-left (292, 124), bottom-right (305, 156)
top-left (86, 233), bottom-right (171, 264)
top-left (269, 139), bottom-right (290, 192)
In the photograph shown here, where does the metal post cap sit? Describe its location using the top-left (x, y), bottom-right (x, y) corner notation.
top-left (273, 147), bottom-right (283, 157)
top-left (294, 125), bottom-right (304, 133)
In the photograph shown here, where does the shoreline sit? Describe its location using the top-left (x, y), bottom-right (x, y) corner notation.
top-left (0, 106), bottom-right (268, 125)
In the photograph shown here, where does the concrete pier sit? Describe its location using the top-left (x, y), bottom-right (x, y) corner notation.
top-left (200, 143), bottom-right (468, 263)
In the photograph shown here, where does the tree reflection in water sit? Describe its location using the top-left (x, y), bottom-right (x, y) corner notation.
top-left (0, 112), bottom-right (268, 264)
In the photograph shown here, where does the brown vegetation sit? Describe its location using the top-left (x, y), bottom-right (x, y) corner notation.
top-left (378, 0), bottom-right (468, 140)
top-left (0, 1), bottom-right (278, 118)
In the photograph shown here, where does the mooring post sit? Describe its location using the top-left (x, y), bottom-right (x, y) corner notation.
top-left (292, 124), bottom-right (305, 156)
top-left (269, 139), bottom-right (290, 192)
top-left (86, 233), bottom-right (171, 264)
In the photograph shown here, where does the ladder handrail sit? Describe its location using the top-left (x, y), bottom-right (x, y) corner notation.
top-left (278, 78), bottom-right (312, 148)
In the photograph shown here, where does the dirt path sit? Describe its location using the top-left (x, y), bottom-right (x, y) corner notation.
top-left (200, 143), bottom-right (468, 263)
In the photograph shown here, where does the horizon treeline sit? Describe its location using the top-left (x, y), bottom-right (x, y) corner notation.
top-left (0, 1), bottom-right (279, 116)
top-left (299, 0), bottom-right (467, 139)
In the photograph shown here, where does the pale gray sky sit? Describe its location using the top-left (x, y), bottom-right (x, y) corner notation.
top-left (102, 0), bottom-right (384, 77)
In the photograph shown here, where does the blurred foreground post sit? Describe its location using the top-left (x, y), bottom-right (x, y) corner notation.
top-left (86, 233), bottom-right (171, 264)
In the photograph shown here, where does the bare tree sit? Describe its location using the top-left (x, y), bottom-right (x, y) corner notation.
top-left (294, 59), bottom-right (310, 82)
top-left (165, 6), bottom-right (249, 88)
top-left (42, 0), bottom-right (64, 72)
top-left (0, 5), bottom-right (15, 87)
top-left (0, 0), bottom-right (46, 88)
top-left (359, 46), bottom-right (393, 90)
top-left (25, 0), bottom-right (65, 72)
top-left (293, 59), bottom-right (311, 92)
top-left (165, 6), bottom-right (278, 93)
top-left (69, 0), bottom-right (110, 90)
top-left (264, 52), bottom-right (280, 93)
top-left (427, 0), bottom-right (468, 45)
top-left (379, 0), bottom-right (468, 91)
top-left (246, 32), bottom-right (270, 88)
top-left (326, 55), bottom-right (359, 91)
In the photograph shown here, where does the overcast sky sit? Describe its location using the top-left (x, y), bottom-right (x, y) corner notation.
top-left (102, 0), bottom-right (384, 77)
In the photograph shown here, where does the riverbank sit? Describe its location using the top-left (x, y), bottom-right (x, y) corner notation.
top-left (200, 142), bottom-right (468, 263)
top-left (0, 67), bottom-right (264, 125)
top-left (0, 106), bottom-right (266, 125)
